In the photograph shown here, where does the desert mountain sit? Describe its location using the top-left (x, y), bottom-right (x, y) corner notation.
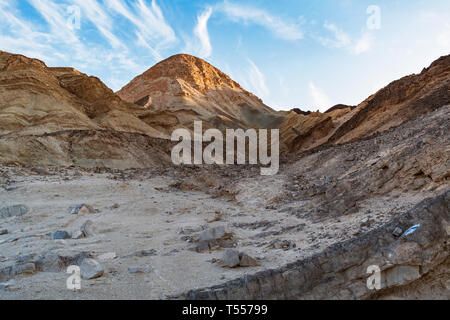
top-left (0, 50), bottom-right (449, 300)
top-left (0, 51), bottom-right (165, 138)
top-left (284, 54), bottom-right (450, 153)
top-left (326, 55), bottom-right (450, 145)
top-left (117, 54), bottom-right (284, 134)
top-left (0, 50), bottom-right (449, 168)
top-left (0, 50), bottom-right (171, 168)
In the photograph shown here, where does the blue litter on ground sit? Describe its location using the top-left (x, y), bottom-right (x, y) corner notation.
top-left (401, 224), bottom-right (421, 237)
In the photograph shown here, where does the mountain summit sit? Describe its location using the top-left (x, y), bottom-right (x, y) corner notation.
top-left (117, 54), bottom-right (282, 129)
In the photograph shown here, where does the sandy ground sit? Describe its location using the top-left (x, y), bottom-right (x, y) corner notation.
top-left (0, 165), bottom-right (446, 299)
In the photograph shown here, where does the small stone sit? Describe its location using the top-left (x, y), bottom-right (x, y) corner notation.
top-left (198, 226), bottom-right (226, 243)
top-left (392, 227), bottom-right (403, 237)
top-left (13, 262), bottom-right (36, 276)
top-left (0, 280), bottom-right (17, 291)
top-left (97, 252), bottom-right (117, 261)
top-left (195, 241), bottom-right (210, 253)
top-left (0, 205), bottom-right (29, 219)
top-left (72, 230), bottom-right (85, 239)
top-left (239, 253), bottom-right (259, 267)
top-left (128, 266), bottom-right (151, 274)
top-left (80, 220), bottom-right (95, 237)
top-left (130, 249), bottom-right (157, 257)
top-left (53, 230), bottom-right (71, 240)
top-left (222, 249), bottom-right (240, 268)
top-left (80, 259), bottom-right (104, 280)
top-left (69, 204), bottom-right (94, 215)
top-left (269, 239), bottom-right (296, 250)
top-left (0, 229), bottom-right (8, 235)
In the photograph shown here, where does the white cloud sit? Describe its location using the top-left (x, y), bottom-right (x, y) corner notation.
top-left (247, 59), bottom-right (269, 100)
top-left (194, 7), bottom-right (213, 58)
top-left (318, 23), bottom-right (351, 48)
top-left (318, 22), bottom-right (373, 55)
top-left (217, 1), bottom-right (303, 41)
top-left (69, 0), bottom-right (123, 49)
top-left (351, 32), bottom-right (373, 55)
top-left (105, 0), bottom-right (176, 60)
top-left (308, 82), bottom-right (332, 112)
top-left (0, 0), bottom-right (179, 92)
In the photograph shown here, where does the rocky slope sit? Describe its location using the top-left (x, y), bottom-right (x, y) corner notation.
top-left (0, 50), bottom-right (448, 300)
top-left (0, 51), bottom-right (163, 138)
top-left (0, 51), bottom-right (175, 168)
top-left (325, 55), bottom-right (450, 146)
top-left (0, 105), bottom-right (448, 300)
top-left (1, 50), bottom-right (448, 168)
top-left (117, 54), bottom-right (284, 132)
top-left (284, 55), bottom-right (450, 153)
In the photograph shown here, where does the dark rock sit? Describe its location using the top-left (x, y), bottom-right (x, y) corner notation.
top-left (125, 249), bottom-right (157, 258)
top-left (239, 253), bottom-right (259, 267)
top-left (53, 231), bottom-right (71, 240)
top-left (392, 227), bottom-right (403, 237)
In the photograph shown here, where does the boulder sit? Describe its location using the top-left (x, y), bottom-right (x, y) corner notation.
top-left (80, 259), bottom-right (104, 280)
top-left (239, 253), bottom-right (259, 267)
top-left (69, 204), bottom-right (94, 215)
top-left (53, 231), bottom-right (71, 240)
top-left (222, 249), bottom-right (240, 268)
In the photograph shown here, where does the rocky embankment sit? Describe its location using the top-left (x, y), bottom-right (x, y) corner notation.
top-left (174, 190), bottom-right (450, 299)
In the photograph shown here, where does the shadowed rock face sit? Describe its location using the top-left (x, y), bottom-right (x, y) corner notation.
top-left (283, 54), bottom-right (450, 153)
top-left (325, 104), bottom-right (355, 113)
top-left (325, 55), bottom-right (450, 145)
top-left (173, 190), bottom-right (450, 300)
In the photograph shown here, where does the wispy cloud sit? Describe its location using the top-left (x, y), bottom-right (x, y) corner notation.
top-left (309, 82), bottom-right (332, 111)
top-left (247, 59), bottom-right (269, 100)
top-left (317, 22), bottom-right (373, 55)
top-left (217, 1), bottom-right (303, 41)
top-left (70, 0), bottom-right (123, 49)
top-left (318, 23), bottom-right (351, 48)
top-left (351, 32), bottom-right (373, 55)
top-left (0, 0), bottom-right (179, 91)
top-left (194, 7), bottom-right (213, 58)
top-left (105, 0), bottom-right (176, 60)
top-left (184, 7), bottom-right (213, 58)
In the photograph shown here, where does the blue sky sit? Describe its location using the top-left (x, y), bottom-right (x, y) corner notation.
top-left (1, 0), bottom-right (449, 111)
